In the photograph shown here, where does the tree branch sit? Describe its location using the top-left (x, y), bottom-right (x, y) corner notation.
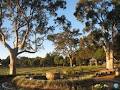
top-left (17, 49), bottom-right (36, 55)
top-left (14, 19), bottom-right (19, 48)
top-left (17, 2), bottom-right (32, 49)
top-left (0, 2), bottom-right (12, 51)
top-left (0, 30), bottom-right (12, 51)
top-left (19, 22), bottom-right (31, 48)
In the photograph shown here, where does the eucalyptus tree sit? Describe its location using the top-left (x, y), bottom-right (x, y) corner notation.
top-left (0, 0), bottom-right (66, 75)
top-left (74, 0), bottom-right (120, 69)
top-left (48, 15), bottom-right (80, 67)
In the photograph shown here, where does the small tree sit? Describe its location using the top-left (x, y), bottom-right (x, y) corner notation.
top-left (93, 48), bottom-right (105, 60)
top-left (44, 53), bottom-right (55, 66)
top-left (77, 36), bottom-right (97, 65)
top-left (0, 0), bottom-right (66, 75)
top-left (54, 55), bottom-right (60, 66)
top-left (48, 16), bottom-right (80, 67)
top-left (54, 55), bottom-right (64, 66)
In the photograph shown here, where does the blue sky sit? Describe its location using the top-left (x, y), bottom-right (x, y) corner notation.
top-left (0, 0), bottom-right (84, 59)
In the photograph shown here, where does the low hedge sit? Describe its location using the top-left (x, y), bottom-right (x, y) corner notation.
top-left (12, 75), bottom-right (94, 90)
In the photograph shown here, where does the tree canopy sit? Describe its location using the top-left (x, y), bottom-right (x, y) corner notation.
top-left (0, 0), bottom-right (66, 55)
top-left (48, 15), bottom-right (81, 67)
top-left (74, 0), bottom-right (120, 46)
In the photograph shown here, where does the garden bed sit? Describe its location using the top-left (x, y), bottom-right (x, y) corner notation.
top-left (12, 75), bottom-right (94, 90)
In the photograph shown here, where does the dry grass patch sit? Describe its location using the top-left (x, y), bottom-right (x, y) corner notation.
top-left (12, 75), bottom-right (95, 90)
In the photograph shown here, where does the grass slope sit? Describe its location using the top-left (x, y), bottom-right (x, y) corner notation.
top-left (0, 66), bottom-right (104, 75)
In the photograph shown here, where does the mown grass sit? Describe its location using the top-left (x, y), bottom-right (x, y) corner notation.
top-left (0, 65), bottom-right (105, 75)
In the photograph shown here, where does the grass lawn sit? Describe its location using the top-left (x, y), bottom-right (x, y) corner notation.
top-left (0, 65), bottom-right (105, 75)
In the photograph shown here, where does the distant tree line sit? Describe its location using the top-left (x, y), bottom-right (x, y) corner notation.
top-left (1, 53), bottom-right (68, 67)
top-left (1, 47), bottom-right (112, 67)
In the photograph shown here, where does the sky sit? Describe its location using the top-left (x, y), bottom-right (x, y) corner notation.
top-left (0, 0), bottom-right (84, 59)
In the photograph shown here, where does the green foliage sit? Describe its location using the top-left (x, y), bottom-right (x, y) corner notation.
top-left (54, 55), bottom-right (64, 66)
top-left (48, 16), bottom-right (81, 67)
top-left (2, 56), bottom-right (10, 67)
top-left (44, 53), bottom-right (55, 66)
top-left (74, 0), bottom-right (120, 48)
top-left (77, 41), bottom-right (96, 64)
top-left (77, 35), bottom-right (105, 65)
top-left (113, 34), bottom-right (120, 59)
top-left (74, 0), bottom-right (120, 69)
top-left (93, 48), bottom-right (105, 60)
top-left (0, 0), bottom-right (67, 56)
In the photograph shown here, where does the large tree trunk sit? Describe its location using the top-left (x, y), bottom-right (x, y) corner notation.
top-left (9, 50), bottom-right (17, 75)
top-left (105, 49), bottom-right (114, 70)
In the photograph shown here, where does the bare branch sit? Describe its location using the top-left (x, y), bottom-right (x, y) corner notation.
top-left (17, 49), bottom-right (36, 55)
